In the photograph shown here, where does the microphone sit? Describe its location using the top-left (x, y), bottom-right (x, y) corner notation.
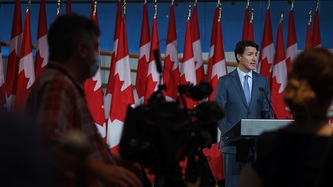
top-left (153, 49), bottom-right (167, 91)
top-left (259, 87), bottom-right (277, 119)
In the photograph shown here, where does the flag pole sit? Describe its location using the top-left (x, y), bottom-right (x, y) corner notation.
top-left (267, 0), bottom-right (270, 9)
top-left (27, 0), bottom-right (31, 12)
top-left (154, 0), bottom-right (158, 19)
top-left (187, 2), bottom-right (191, 20)
top-left (280, 8), bottom-right (284, 23)
top-left (313, 0), bottom-right (321, 47)
top-left (218, 2), bottom-right (222, 21)
top-left (123, 0), bottom-right (126, 16)
top-left (250, 7), bottom-right (254, 23)
top-left (93, 1), bottom-right (97, 17)
top-left (246, 0), bottom-right (250, 8)
top-left (57, 0), bottom-right (61, 16)
top-left (291, 0), bottom-right (294, 10)
top-left (305, 9), bottom-right (312, 48)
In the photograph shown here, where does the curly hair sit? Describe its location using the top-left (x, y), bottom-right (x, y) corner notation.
top-left (284, 48), bottom-right (333, 120)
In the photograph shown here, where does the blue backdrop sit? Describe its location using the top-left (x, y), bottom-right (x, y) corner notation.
top-left (0, 0), bottom-right (332, 57)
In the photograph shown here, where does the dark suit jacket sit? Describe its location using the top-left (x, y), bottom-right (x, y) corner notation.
top-left (214, 69), bottom-right (271, 153)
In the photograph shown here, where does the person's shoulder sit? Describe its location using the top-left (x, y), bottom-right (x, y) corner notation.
top-left (253, 71), bottom-right (265, 79)
top-left (34, 68), bottom-right (76, 94)
top-left (220, 69), bottom-right (236, 80)
top-left (39, 68), bottom-right (72, 84)
top-left (253, 71), bottom-right (269, 83)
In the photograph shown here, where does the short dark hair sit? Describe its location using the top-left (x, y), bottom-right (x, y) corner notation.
top-left (234, 40), bottom-right (259, 63)
top-left (48, 13), bottom-right (100, 61)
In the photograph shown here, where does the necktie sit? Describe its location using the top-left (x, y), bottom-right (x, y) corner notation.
top-left (244, 75), bottom-right (250, 106)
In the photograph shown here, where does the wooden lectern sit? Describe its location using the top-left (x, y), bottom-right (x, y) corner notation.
top-left (222, 119), bottom-right (293, 137)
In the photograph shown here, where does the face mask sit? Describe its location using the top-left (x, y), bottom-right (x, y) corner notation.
top-left (88, 52), bottom-right (100, 77)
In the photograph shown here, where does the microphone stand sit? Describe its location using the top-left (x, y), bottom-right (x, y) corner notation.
top-left (147, 50), bottom-right (166, 104)
top-left (259, 88), bottom-right (277, 119)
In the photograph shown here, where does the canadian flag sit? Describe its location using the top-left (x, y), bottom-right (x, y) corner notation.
top-left (286, 6), bottom-right (297, 71)
top-left (104, 0), bottom-right (122, 138)
top-left (305, 12), bottom-right (312, 49)
top-left (5, 0), bottom-right (22, 111)
top-left (208, 8), bottom-right (227, 103)
top-left (203, 6), bottom-right (225, 183)
top-left (83, 0), bottom-right (106, 141)
top-left (15, 7), bottom-right (35, 113)
top-left (107, 16), bottom-right (134, 154)
top-left (207, 4), bottom-right (219, 88)
top-left (35, 0), bottom-right (49, 78)
top-left (271, 19), bottom-right (292, 119)
top-left (312, 7), bottom-right (321, 48)
top-left (163, 2), bottom-right (179, 101)
top-left (135, 2), bottom-right (151, 105)
top-left (180, 14), bottom-right (197, 109)
top-left (257, 6), bottom-right (274, 85)
top-left (242, 2), bottom-right (250, 40)
top-left (247, 8), bottom-right (254, 41)
top-left (144, 15), bottom-right (160, 104)
top-left (66, 0), bottom-right (71, 14)
top-left (191, 3), bottom-right (204, 84)
top-left (203, 142), bottom-right (224, 183)
top-left (206, 3), bottom-right (219, 141)
top-left (141, 5), bottom-right (156, 182)
top-left (105, 1), bottom-right (130, 154)
top-left (0, 46), bottom-right (5, 109)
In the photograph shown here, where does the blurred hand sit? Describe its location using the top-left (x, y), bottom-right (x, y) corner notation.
top-left (99, 165), bottom-right (143, 187)
top-left (86, 156), bottom-right (143, 187)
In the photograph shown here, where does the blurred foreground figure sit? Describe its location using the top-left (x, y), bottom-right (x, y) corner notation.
top-left (238, 48), bottom-right (333, 187)
top-left (0, 108), bottom-right (58, 187)
top-left (25, 14), bottom-right (142, 187)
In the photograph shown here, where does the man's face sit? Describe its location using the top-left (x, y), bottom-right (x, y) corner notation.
top-left (237, 46), bottom-right (258, 73)
top-left (77, 35), bottom-right (100, 81)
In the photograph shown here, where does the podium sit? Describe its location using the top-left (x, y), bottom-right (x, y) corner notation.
top-left (222, 119), bottom-right (293, 137)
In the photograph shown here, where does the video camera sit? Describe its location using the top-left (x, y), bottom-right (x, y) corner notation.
top-left (119, 50), bottom-right (224, 186)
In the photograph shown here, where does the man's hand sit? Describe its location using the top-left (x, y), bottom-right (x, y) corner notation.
top-left (87, 156), bottom-right (143, 187)
top-left (99, 165), bottom-right (143, 187)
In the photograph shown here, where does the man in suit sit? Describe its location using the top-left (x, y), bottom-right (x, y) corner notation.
top-left (214, 40), bottom-right (272, 187)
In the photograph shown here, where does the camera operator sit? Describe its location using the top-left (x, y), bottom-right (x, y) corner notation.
top-left (119, 81), bottom-right (224, 187)
top-left (25, 14), bottom-right (143, 187)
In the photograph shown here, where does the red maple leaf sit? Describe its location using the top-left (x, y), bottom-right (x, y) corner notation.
top-left (110, 74), bottom-right (134, 121)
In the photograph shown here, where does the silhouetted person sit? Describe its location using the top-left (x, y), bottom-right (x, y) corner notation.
top-left (25, 13), bottom-right (142, 187)
top-left (238, 48), bottom-right (333, 187)
top-left (0, 109), bottom-right (58, 187)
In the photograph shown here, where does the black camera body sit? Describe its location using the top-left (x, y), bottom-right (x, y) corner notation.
top-left (119, 82), bottom-right (224, 186)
